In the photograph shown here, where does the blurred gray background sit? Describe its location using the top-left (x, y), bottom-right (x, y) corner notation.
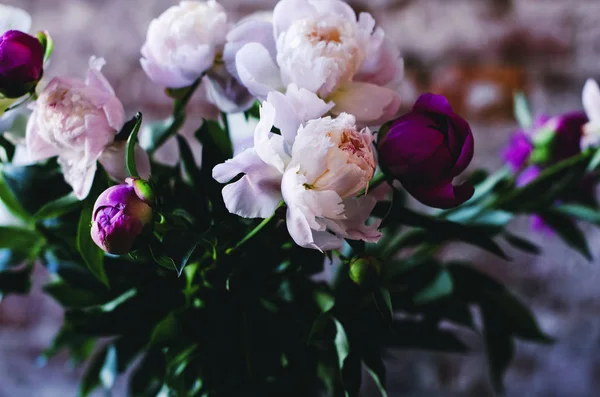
top-left (2, 0), bottom-right (600, 396)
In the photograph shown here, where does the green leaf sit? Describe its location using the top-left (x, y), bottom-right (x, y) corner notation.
top-left (413, 270), bottom-right (453, 305)
top-left (100, 344), bottom-right (118, 390)
top-left (36, 31), bottom-right (54, 63)
top-left (333, 319), bottom-right (350, 371)
top-left (126, 112), bottom-right (143, 178)
top-left (495, 152), bottom-right (590, 211)
top-left (150, 313), bottom-right (179, 345)
top-left (2, 161), bottom-right (72, 215)
top-left (0, 264), bottom-right (32, 296)
top-left (384, 202), bottom-right (509, 260)
top-left (503, 232), bottom-right (541, 255)
top-left (0, 226), bottom-right (45, 269)
top-left (514, 92), bottom-right (533, 129)
top-left (554, 204), bottom-right (600, 225)
top-left (79, 345), bottom-right (108, 397)
top-left (481, 302), bottom-right (514, 394)
top-left (372, 288), bottom-right (393, 323)
top-left (0, 169), bottom-right (31, 221)
top-left (161, 230), bottom-right (200, 276)
top-left (76, 196), bottom-right (108, 287)
top-left (587, 146), bottom-right (600, 172)
top-left (33, 192), bottom-right (80, 220)
top-left (362, 351), bottom-right (388, 397)
top-left (383, 319), bottom-right (468, 352)
top-left (129, 348), bottom-right (166, 397)
top-left (449, 264), bottom-right (553, 343)
top-left (539, 210), bottom-right (592, 261)
top-left (43, 279), bottom-right (108, 308)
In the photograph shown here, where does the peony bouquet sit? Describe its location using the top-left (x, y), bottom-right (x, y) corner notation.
top-left (1, 1), bottom-right (600, 396)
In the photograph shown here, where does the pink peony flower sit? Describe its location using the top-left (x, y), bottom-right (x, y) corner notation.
top-left (226, 0), bottom-right (403, 125)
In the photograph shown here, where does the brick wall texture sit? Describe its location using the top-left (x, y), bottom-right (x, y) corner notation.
top-left (1, 0), bottom-right (600, 396)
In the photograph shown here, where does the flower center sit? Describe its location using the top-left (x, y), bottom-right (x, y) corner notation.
top-left (277, 16), bottom-right (364, 97)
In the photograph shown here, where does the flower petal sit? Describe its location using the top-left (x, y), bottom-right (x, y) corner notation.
top-left (330, 82), bottom-right (401, 125)
top-left (235, 43), bottom-right (282, 99)
top-left (86, 57), bottom-right (116, 96)
top-left (99, 141), bottom-right (151, 182)
top-left (309, 0), bottom-right (356, 21)
top-left (272, 0), bottom-right (317, 37)
top-left (413, 93), bottom-right (454, 116)
top-left (583, 79), bottom-right (600, 123)
top-left (213, 148), bottom-right (283, 218)
top-left (140, 54), bottom-right (195, 89)
top-left (58, 155), bottom-right (97, 200)
top-left (224, 19), bottom-right (277, 79)
top-left (25, 117), bottom-right (60, 162)
top-left (324, 195), bottom-right (381, 243)
top-left (402, 178), bottom-right (474, 209)
top-left (254, 101), bottom-right (290, 172)
top-left (0, 4), bottom-right (31, 34)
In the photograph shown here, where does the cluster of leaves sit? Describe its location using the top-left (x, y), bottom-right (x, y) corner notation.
top-left (0, 90), bottom-right (599, 397)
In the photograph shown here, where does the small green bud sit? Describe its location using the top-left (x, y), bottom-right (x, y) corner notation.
top-left (349, 256), bottom-right (381, 286)
top-left (126, 177), bottom-right (155, 206)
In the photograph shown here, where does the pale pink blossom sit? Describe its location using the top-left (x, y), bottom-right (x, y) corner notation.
top-left (582, 79), bottom-right (600, 149)
top-left (213, 90), bottom-right (380, 250)
top-left (227, 0), bottom-right (403, 125)
top-left (26, 57), bottom-right (133, 199)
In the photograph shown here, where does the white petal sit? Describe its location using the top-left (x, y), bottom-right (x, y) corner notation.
top-left (324, 196), bottom-right (381, 243)
top-left (140, 56), bottom-right (196, 89)
top-left (235, 43), bottom-right (283, 98)
top-left (268, 84), bottom-right (334, 147)
top-left (272, 0), bottom-right (317, 37)
top-left (213, 148), bottom-right (283, 218)
top-left (330, 82), bottom-right (401, 125)
top-left (26, 115), bottom-right (60, 162)
top-left (583, 79), bottom-right (600, 123)
top-left (224, 19), bottom-right (277, 79)
top-left (253, 101), bottom-right (290, 173)
top-left (58, 155), bottom-right (97, 200)
top-left (0, 4), bottom-right (31, 33)
top-left (99, 141), bottom-right (151, 182)
top-left (86, 57), bottom-right (116, 96)
top-left (309, 0), bottom-right (356, 21)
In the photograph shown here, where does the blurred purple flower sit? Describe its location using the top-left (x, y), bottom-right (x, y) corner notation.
top-left (0, 30), bottom-right (43, 98)
top-left (91, 178), bottom-right (153, 255)
top-left (377, 93), bottom-right (474, 209)
top-left (502, 132), bottom-right (533, 172)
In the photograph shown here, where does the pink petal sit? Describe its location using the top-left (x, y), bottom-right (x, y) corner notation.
top-left (213, 148), bottom-right (283, 218)
top-left (235, 43), bottom-right (282, 98)
top-left (273, 0), bottom-right (317, 37)
top-left (330, 82), bottom-right (401, 125)
top-left (25, 117), bottom-right (60, 162)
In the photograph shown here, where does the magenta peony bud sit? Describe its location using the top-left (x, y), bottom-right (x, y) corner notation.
top-left (0, 30), bottom-right (44, 98)
top-left (91, 179), bottom-right (154, 254)
top-left (377, 93), bottom-right (475, 209)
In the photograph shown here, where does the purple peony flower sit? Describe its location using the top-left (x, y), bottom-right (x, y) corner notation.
top-left (548, 111), bottom-right (587, 162)
top-left (502, 132), bottom-right (533, 172)
top-left (0, 30), bottom-right (43, 98)
top-left (91, 178), bottom-right (154, 255)
top-left (377, 93), bottom-right (475, 209)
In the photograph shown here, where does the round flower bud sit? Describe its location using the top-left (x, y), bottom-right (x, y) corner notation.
top-left (349, 256), bottom-right (380, 286)
top-left (0, 30), bottom-right (44, 98)
top-left (91, 179), bottom-right (154, 255)
top-left (377, 93), bottom-right (475, 209)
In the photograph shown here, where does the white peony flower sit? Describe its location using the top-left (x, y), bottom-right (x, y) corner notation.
top-left (0, 4), bottom-right (31, 34)
top-left (213, 87), bottom-right (380, 251)
top-left (26, 57), bottom-right (148, 199)
top-left (582, 78), bottom-right (600, 149)
top-left (227, 0), bottom-right (403, 125)
top-left (141, 0), bottom-right (229, 89)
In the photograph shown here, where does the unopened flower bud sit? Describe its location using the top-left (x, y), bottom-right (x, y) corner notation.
top-left (91, 179), bottom-right (154, 254)
top-left (0, 30), bottom-right (44, 98)
top-left (349, 256), bottom-right (380, 286)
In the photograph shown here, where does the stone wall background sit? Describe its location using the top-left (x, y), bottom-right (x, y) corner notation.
top-left (1, 0), bottom-right (600, 396)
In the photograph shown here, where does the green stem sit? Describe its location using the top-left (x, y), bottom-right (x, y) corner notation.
top-left (226, 205), bottom-right (282, 255)
top-left (365, 172), bottom-right (388, 195)
top-left (148, 77), bottom-right (202, 156)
